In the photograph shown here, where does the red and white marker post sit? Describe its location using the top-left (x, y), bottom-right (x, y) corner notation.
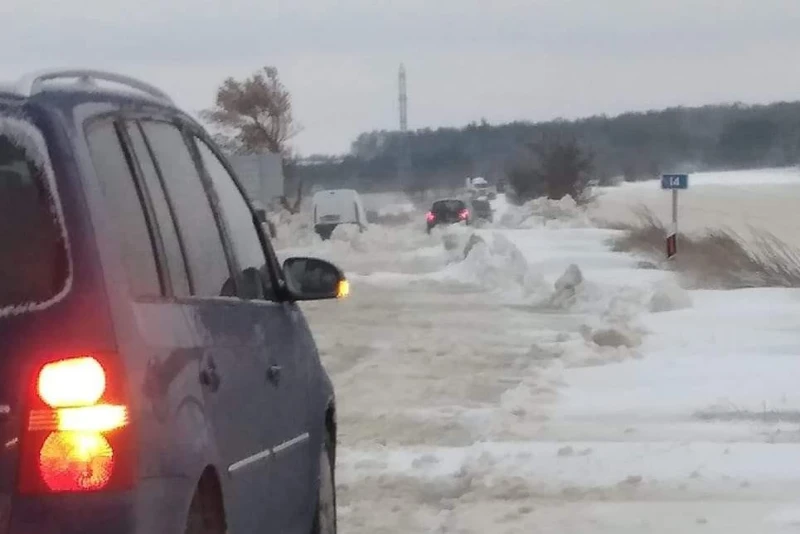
top-left (660, 174), bottom-right (688, 260)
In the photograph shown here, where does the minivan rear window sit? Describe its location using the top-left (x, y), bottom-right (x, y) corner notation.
top-left (0, 117), bottom-right (68, 313)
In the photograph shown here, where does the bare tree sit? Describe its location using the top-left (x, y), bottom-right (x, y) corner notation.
top-left (202, 66), bottom-right (300, 156)
top-left (204, 67), bottom-right (305, 213)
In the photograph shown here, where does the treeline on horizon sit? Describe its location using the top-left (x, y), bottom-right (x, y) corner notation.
top-left (293, 101), bottom-right (800, 192)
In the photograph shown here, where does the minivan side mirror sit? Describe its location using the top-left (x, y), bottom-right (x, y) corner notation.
top-left (282, 257), bottom-right (349, 301)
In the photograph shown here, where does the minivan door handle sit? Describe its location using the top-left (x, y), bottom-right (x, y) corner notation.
top-left (199, 360), bottom-right (221, 392)
top-left (266, 364), bottom-right (282, 386)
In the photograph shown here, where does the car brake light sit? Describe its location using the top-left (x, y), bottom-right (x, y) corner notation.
top-left (459, 209), bottom-right (469, 219)
top-left (426, 211), bottom-right (435, 222)
top-left (19, 355), bottom-right (133, 494)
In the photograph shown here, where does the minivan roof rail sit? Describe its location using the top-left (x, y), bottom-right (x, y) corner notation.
top-left (10, 69), bottom-right (174, 105)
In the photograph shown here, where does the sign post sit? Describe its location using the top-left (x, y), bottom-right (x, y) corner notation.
top-left (660, 174), bottom-right (688, 259)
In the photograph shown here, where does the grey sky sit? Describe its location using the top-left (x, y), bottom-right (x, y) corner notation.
top-left (3, 0), bottom-right (800, 155)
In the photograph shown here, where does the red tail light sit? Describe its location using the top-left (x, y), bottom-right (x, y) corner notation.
top-left (426, 211), bottom-right (435, 222)
top-left (459, 209), bottom-right (469, 220)
top-left (19, 355), bottom-right (134, 494)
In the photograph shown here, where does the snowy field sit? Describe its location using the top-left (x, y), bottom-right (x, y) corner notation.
top-left (275, 171), bottom-right (800, 533)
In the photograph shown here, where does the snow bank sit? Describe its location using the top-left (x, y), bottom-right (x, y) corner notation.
top-left (273, 210), bottom-right (437, 254)
top-left (648, 279), bottom-right (693, 313)
top-left (499, 196), bottom-right (592, 230)
top-left (527, 262), bottom-right (697, 360)
top-left (335, 222), bottom-right (441, 255)
top-left (377, 201), bottom-right (417, 218)
top-left (434, 231), bottom-right (548, 296)
top-left (270, 210), bottom-right (317, 249)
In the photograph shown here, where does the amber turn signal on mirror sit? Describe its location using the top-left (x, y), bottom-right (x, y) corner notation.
top-left (336, 279), bottom-right (350, 299)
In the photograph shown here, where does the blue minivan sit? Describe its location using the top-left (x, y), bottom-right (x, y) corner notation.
top-left (0, 69), bottom-right (343, 534)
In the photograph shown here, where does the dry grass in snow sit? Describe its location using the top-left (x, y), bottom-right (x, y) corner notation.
top-left (608, 207), bottom-right (800, 289)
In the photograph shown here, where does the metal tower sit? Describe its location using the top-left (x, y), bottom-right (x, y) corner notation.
top-left (397, 63), bottom-right (412, 185)
top-left (399, 63), bottom-right (408, 132)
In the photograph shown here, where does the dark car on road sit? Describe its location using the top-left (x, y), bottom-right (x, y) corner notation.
top-left (426, 198), bottom-right (470, 233)
top-left (0, 69), bottom-right (342, 534)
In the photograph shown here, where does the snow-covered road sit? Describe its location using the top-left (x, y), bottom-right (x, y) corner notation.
top-left (277, 177), bottom-right (800, 533)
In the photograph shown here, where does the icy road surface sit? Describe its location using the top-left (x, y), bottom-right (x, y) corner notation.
top-left (277, 180), bottom-right (800, 533)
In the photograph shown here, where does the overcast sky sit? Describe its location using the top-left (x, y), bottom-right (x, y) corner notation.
top-left (3, 0), bottom-right (800, 155)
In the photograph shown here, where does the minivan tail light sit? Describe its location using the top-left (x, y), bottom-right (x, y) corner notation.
top-left (19, 355), bottom-right (134, 494)
top-left (459, 209), bottom-right (469, 220)
top-left (426, 211), bottom-right (435, 222)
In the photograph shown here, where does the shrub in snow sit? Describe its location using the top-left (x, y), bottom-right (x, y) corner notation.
top-left (648, 280), bottom-right (693, 313)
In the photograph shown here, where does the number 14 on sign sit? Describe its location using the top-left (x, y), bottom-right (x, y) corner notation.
top-left (661, 174), bottom-right (688, 190)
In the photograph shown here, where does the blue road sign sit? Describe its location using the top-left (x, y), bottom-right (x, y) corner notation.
top-left (661, 174), bottom-right (688, 190)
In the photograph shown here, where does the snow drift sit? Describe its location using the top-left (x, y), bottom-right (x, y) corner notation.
top-left (433, 230), bottom-right (548, 296)
top-left (499, 196), bottom-right (592, 230)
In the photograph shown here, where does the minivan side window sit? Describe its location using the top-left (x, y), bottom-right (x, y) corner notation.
top-left (140, 121), bottom-right (232, 298)
top-left (0, 126), bottom-right (68, 309)
top-left (124, 122), bottom-right (191, 297)
top-left (194, 138), bottom-right (275, 300)
top-left (86, 120), bottom-right (161, 297)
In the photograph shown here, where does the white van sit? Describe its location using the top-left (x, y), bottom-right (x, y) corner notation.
top-left (312, 189), bottom-right (368, 239)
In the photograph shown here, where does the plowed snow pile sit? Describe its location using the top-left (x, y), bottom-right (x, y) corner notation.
top-left (434, 231), bottom-right (549, 297)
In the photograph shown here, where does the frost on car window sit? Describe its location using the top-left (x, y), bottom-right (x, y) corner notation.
top-left (0, 114), bottom-right (70, 317)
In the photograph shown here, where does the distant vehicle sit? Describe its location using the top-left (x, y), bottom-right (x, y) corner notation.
top-left (312, 188), bottom-right (368, 239)
top-left (466, 176), bottom-right (497, 200)
top-left (0, 68), bottom-right (341, 534)
top-left (471, 197), bottom-right (493, 222)
top-left (426, 198), bottom-right (470, 233)
top-left (465, 176), bottom-right (490, 195)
